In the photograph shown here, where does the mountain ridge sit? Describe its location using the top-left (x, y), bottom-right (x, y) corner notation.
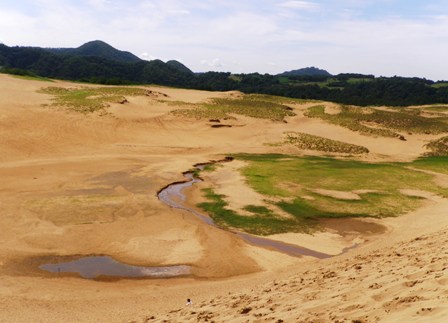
top-left (45, 40), bottom-right (142, 63)
top-left (1, 40), bottom-right (448, 106)
top-left (278, 66), bottom-right (332, 77)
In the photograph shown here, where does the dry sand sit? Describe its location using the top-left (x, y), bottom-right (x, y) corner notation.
top-left (0, 74), bottom-right (447, 322)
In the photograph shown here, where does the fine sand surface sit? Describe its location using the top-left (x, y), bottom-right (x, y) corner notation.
top-left (0, 74), bottom-right (447, 322)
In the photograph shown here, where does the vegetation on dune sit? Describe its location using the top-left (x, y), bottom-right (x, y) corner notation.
top-left (305, 105), bottom-right (448, 138)
top-left (39, 86), bottom-right (150, 113)
top-left (164, 100), bottom-right (199, 108)
top-left (211, 97), bottom-right (296, 121)
top-left (236, 154), bottom-right (447, 198)
top-left (244, 93), bottom-right (317, 105)
top-left (284, 132), bottom-right (369, 154)
top-left (424, 136), bottom-right (448, 156)
top-left (171, 96), bottom-right (296, 121)
top-left (421, 105), bottom-right (448, 113)
top-left (305, 105), bottom-right (400, 138)
top-left (198, 188), bottom-right (313, 235)
top-left (197, 154), bottom-right (448, 234)
top-left (411, 156), bottom-right (448, 175)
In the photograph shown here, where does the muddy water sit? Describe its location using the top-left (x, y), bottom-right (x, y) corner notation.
top-left (39, 256), bottom-right (191, 279)
top-left (158, 161), bottom-right (337, 259)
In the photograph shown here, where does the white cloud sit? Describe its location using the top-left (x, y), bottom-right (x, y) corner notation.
top-left (167, 9), bottom-right (190, 15)
top-left (1, 0), bottom-right (447, 79)
top-left (201, 58), bottom-right (224, 68)
top-left (139, 52), bottom-right (157, 61)
top-left (0, 10), bottom-right (35, 30)
top-left (87, 0), bottom-right (112, 10)
top-left (280, 1), bottom-right (320, 10)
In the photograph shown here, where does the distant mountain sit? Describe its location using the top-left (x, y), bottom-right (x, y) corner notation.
top-left (166, 60), bottom-right (193, 74)
top-left (0, 42), bottom-right (193, 86)
top-left (46, 40), bottom-right (141, 63)
top-left (278, 67), bottom-right (332, 77)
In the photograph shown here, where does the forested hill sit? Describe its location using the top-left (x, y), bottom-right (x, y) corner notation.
top-left (0, 42), bottom-right (194, 85)
top-left (45, 40), bottom-right (142, 63)
top-left (1, 41), bottom-right (448, 106)
top-left (278, 66), bottom-right (331, 77)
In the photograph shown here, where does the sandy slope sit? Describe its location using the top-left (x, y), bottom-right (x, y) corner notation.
top-left (147, 225), bottom-right (448, 323)
top-left (0, 74), bottom-right (447, 322)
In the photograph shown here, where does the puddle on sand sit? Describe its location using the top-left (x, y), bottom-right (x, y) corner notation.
top-left (39, 256), bottom-right (191, 279)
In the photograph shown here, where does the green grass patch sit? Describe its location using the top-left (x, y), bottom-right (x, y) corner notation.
top-left (421, 105), bottom-right (448, 112)
top-left (243, 205), bottom-right (275, 216)
top-left (198, 188), bottom-right (314, 235)
top-left (284, 131), bottom-right (369, 154)
top-left (202, 164), bottom-right (218, 172)
top-left (346, 78), bottom-right (375, 84)
top-left (432, 83), bottom-right (448, 88)
top-left (305, 105), bottom-right (448, 137)
top-left (198, 154), bottom-right (448, 234)
top-left (39, 86), bottom-right (150, 113)
top-left (411, 156), bottom-right (448, 175)
top-left (235, 154), bottom-right (447, 196)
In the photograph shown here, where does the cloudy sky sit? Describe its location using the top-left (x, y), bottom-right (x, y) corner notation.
top-left (1, 0), bottom-right (448, 80)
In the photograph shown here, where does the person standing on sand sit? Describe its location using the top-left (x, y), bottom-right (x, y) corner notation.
top-left (186, 298), bottom-right (192, 306)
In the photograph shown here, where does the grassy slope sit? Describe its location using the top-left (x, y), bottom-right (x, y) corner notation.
top-left (283, 131), bottom-right (369, 154)
top-left (305, 105), bottom-right (448, 137)
top-left (198, 155), bottom-right (448, 235)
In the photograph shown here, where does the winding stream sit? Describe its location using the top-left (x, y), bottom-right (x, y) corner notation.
top-left (158, 159), bottom-right (337, 259)
top-left (40, 159), bottom-right (354, 279)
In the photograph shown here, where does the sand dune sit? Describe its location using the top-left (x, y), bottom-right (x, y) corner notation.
top-left (147, 226), bottom-right (448, 323)
top-left (0, 74), bottom-right (446, 322)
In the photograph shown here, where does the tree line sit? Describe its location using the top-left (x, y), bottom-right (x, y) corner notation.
top-left (1, 44), bottom-right (448, 106)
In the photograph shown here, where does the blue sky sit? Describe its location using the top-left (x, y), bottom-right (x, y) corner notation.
top-left (1, 0), bottom-right (448, 80)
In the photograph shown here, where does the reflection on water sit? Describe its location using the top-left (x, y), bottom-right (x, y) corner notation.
top-left (158, 173), bottom-right (214, 225)
top-left (39, 256), bottom-right (191, 279)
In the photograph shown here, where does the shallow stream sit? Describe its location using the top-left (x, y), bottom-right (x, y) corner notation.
top-left (39, 158), bottom-right (357, 279)
top-left (157, 159), bottom-right (335, 259)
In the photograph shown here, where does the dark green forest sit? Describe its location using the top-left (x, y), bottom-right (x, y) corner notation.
top-left (1, 42), bottom-right (448, 106)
